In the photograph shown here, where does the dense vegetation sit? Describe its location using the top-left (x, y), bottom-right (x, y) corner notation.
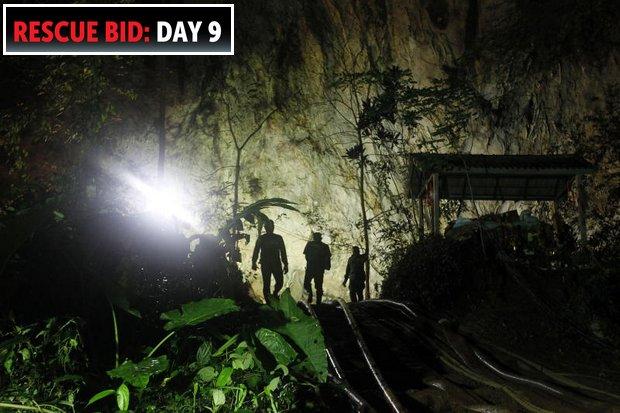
top-left (0, 289), bottom-right (334, 412)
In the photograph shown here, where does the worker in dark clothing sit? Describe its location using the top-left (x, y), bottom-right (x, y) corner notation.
top-left (252, 220), bottom-right (288, 301)
top-left (343, 246), bottom-right (367, 303)
top-left (303, 232), bottom-right (331, 305)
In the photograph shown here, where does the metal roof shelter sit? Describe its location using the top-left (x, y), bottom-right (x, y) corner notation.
top-left (408, 153), bottom-right (596, 240)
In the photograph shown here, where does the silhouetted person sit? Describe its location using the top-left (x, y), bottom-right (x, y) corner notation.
top-left (343, 246), bottom-right (367, 303)
top-left (303, 232), bottom-right (331, 305)
top-left (252, 220), bottom-right (288, 301)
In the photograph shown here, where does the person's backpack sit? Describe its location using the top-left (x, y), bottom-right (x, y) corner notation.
top-left (322, 244), bottom-right (331, 270)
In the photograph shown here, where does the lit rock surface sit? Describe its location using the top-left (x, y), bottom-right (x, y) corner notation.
top-left (116, 0), bottom-right (618, 301)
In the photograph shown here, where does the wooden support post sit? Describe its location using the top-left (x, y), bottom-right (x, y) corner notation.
top-left (432, 173), bottom-right (440, 236)
top-left (576, 174), bottom-right (587, 243)
top-left (418, 196), bottom-right (424, 240)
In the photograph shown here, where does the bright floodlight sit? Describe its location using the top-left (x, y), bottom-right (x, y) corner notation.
top-left (100, 158), bottom-right (199, 230)
top-left (143, 184), bottom-right (196, 226)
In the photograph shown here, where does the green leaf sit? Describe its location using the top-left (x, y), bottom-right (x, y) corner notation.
top-left (116, 383), bottom-right (129, 411)
top-left (245, 372), bottom-right (262, 389)
top-left (213, 334), bottom-right (239, 357)
top-left (160, 298), bottom-right (239, 330)
top-left (277, 320), bottom-right (327, 382)
top-left (264, 377), bottom-right (280, 395)
top-left (240, 352), bottom-right (254, 370)
top-left (107, 355), bottom-right (169, 389)
top-left (255, 328), bottom-right (297, 366)
top-left (197, 366), bottom-right (218, 382)
top-left (225, 197), bottom-right (300, 234)
top-left (269, 288), bottom-right (306, 322)
top-left (86, 389), bottom-right (115, 407)
top-left (215, 366), bottom-right (233, 388)
top-left (212, 388), bottom-right (226, 406)
top-left (18, 347), bottom-right (30, 361)
top-left (271, 290), bottom-right (327, 382)
top-left (273, 363), bottom-right (289, 377)
top-left (196, 341), bottom-right (212, 366)
top-left (3, 354), bottom-right (13, 374)
top-left (231, 351), bottom-right (254, 370)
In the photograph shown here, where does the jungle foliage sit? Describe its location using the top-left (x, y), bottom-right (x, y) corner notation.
top-left (328, 63), bottom-right (480, 282)
top-left (1, 290), bottom-right (329, 412)
top-left (0, 192), bottom-right (323, 412)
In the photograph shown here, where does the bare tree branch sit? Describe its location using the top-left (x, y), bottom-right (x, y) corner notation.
top-left (240, 107), bottom-right (278, 150)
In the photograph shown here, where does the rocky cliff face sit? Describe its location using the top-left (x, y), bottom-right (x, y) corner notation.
top-left (113, 0), bottom-right (618, 300)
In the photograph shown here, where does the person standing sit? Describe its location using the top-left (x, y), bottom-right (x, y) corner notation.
top-left (252, 220), bottom-right (288, 301)
top-left (303, 232), bottom-right (331, 305)
top-left (343, 246), bottom-right (367, 303)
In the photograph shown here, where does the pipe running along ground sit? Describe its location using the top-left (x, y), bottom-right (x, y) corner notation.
top-left (335, 299), bottom-right (406, 413)
top-left (371, 300), bottom-right (566, 393)
top-left (369, 299), bottom-right (620, 412)
top-left (299, 301), bottom-right (371, 412)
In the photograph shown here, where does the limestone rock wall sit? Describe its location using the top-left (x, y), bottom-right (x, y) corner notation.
top-left (113, 0), bottom-right (618, 301)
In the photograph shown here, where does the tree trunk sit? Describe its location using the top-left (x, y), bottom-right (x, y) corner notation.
top-left (432, 173), bottom-right (440, 235)
top-left (576, 174), bottom-right (587, 243)
top-left (233, 148), bottom-right (241, 217)
top-left (228, 148), bottom-right (243, 263)
top-left (357, 132), bottom-right (371, 299)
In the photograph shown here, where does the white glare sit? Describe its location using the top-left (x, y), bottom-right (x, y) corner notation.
top-left (100, 159), bottom-right (200, 231)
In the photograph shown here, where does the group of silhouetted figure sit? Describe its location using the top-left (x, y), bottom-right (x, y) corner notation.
top-left (251, 219), bottom-right (367, 304)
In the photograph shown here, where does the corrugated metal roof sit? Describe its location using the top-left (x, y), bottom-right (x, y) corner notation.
top-left (409, 153), bottom-right (595, 201)
top-left (410, 153), bottom-right (595, 175)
